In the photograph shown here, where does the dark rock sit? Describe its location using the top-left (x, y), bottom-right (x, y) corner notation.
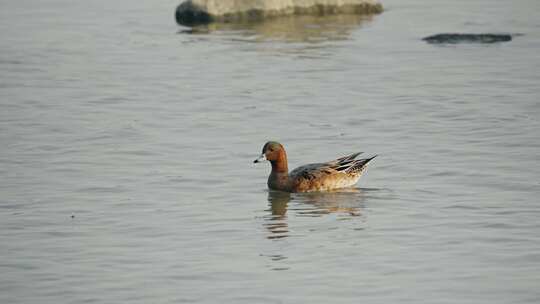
top-left (176, 2), bottom-right (213, 26)
top-left (423, 33), bottom-right (513, 44)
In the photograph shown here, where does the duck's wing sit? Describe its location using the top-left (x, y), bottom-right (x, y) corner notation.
top-left (289, 162), bottom-right (330, 180)
top-left (290, 152), bottom-right (374, 178)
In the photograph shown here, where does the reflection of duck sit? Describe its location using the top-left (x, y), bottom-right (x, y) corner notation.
top-left (268, 190), bottom-right (290, 217)
top-left (263, 189), bottom-right (366, 239)
top-left (254, 141), bottom-right (376, 192)
top-left (182, 14), bottom-right (375, 43)
top-left (264, 191), bottom-right (291, 239)
top-left (293, 189), bottom-right (364, 217)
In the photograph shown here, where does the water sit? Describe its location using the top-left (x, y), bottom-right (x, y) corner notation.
top-left (1, 0), bottom-right (540, 303)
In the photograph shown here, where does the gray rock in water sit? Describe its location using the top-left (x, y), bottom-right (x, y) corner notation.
top-left (423, 33), bottom-right (513, 44)
top-left (175, 0), bottom-right (383, 26)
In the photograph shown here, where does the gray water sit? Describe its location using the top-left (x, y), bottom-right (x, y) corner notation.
top-left (1, 0), bottom-right (540, 303)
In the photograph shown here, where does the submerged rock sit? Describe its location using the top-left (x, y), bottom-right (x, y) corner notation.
top-left (423, 33), bottom-right (513, 44)
top-left (175, 0), bottom-right (383, 26)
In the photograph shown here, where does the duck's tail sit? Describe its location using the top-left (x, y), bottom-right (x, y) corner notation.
top-left (346, 155), bottom-right (377, 174)
top-left (336, 152), bottom-right (363, 163)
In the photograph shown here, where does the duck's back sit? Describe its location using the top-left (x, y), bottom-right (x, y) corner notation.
top-left (288, 153), bottom-right (376, 192)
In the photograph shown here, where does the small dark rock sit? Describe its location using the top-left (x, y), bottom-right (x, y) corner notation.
top-left (423, 33), bottom-right (514, 44)
top-left (176, 2), bottom-right (214, 26)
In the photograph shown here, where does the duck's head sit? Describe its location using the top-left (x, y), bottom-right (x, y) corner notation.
top-left (254, 141), bottom-right (285, 163)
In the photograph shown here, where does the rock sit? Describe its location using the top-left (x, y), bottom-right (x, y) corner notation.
top-left (175, 0), bottom-right (383, 26)
top-left (423, 33), bottom-right (514, 44)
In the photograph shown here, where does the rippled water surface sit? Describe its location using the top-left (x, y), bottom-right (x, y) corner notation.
top-left (1, 0), bottom-right (540, 303)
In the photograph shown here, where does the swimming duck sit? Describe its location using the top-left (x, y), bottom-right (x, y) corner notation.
top-left (254, 141), bottom-right (376, 192)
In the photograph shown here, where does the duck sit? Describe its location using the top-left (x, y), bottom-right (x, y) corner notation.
top-left (254, 141), bottom-right (376, 192)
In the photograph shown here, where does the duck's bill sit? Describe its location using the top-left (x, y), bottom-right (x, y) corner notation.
top-left (253, 154), bottom-right (266, 163)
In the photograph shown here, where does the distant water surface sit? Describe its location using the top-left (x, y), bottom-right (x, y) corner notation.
top-left (1, 0), bottom-right (540, 303)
